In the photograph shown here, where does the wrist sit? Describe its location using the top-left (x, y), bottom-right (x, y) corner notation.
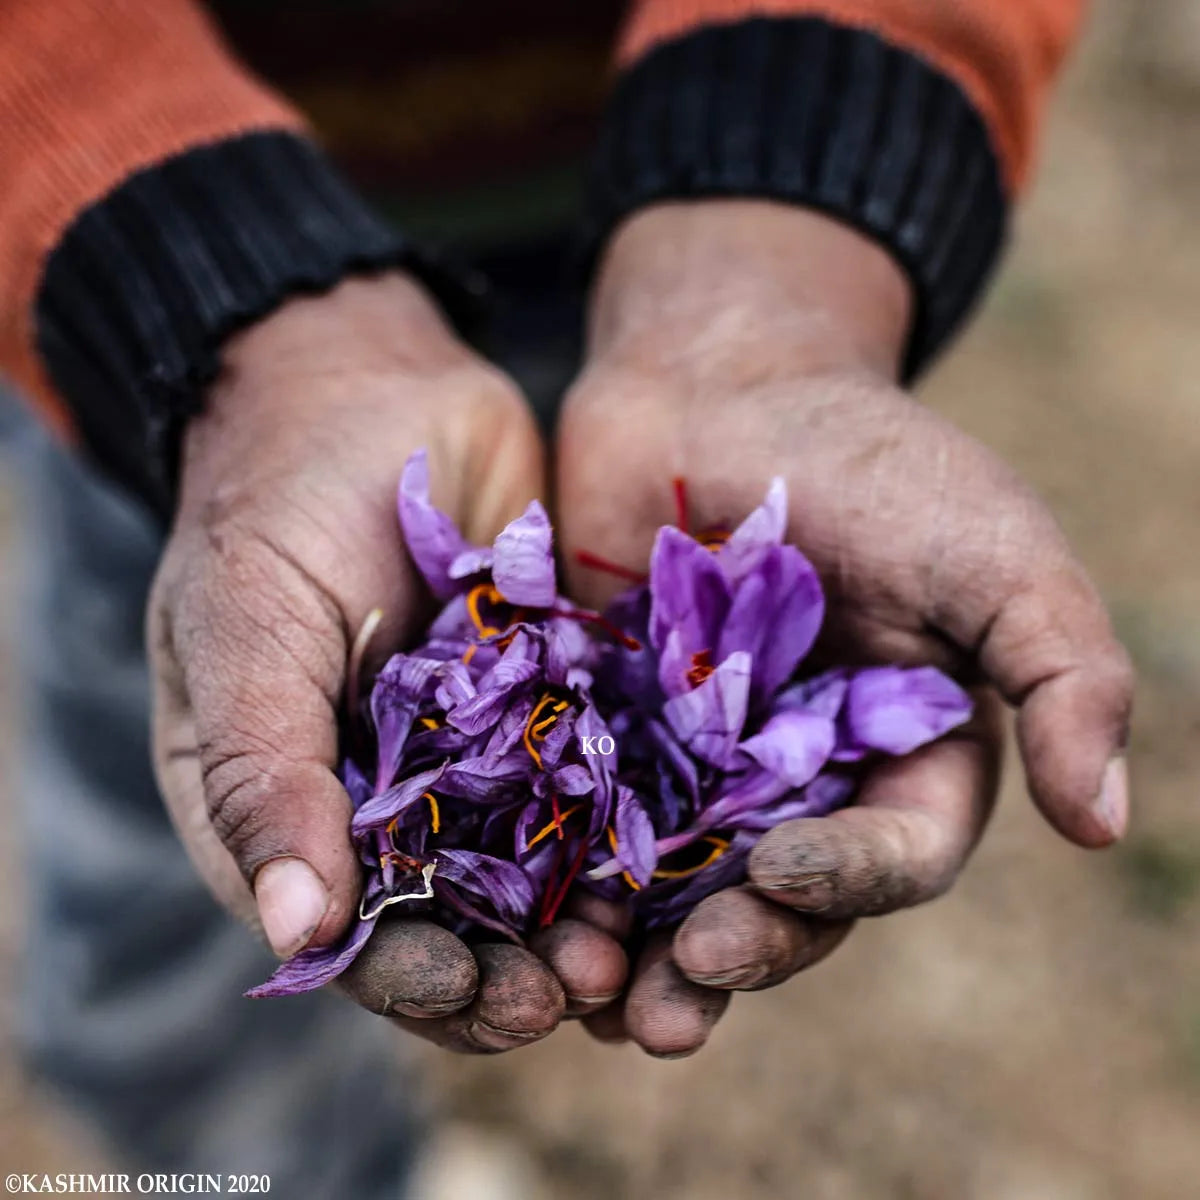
top-left (586, 201), bottom-right (913, 383)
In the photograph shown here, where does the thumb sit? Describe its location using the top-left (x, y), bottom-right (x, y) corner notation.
top-left (161, 540), bottom-right (362, 958)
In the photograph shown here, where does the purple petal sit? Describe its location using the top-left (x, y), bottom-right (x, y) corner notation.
top-left (613, 787), bottom-right (658, 887)
top-left (246, 915), bottom-right (377, 998)
top-left (352, 763), bottom-right (448, 836)
top-left (717, 544), bottom-right (824, 702)
top-left (777, 669), bottom-right (850, 720)
top-left (434, 879), bottom-right (524, 941)
top-left (492, 500), bottom-right (556, 607)
top-left (648, 526), bottom-right (731, 661)
top-left (370, 655), bottom-right (445, 791)
top-left (656, 627), bottom-right (694, 700)
top-left (433, 660), bottom-right (476, 711)
top-left (576, 704), bottom-right (617, 832)
top-left (733, 772), bottom-right (857, 830)
top-left (435, 849), bottom-right (536, 928)
top-left (398, 451), bottom-right (474, 599)
top-left (441, 756), bottom-right (530, 802)
top-left (637, 832), bottom-right (757, 930)
top-left (445, 645), bottom-right (540, 736)
top-left (340, 758), bottom-right (373, 812)
top-left (844, 666), bottom-right (973, 756)
top-left (717, 476), bottom-right (787, 582)
top-left (448, 545), bottom-right (494, 580)
top-left (738, 709), bottom-right (836, 788)
top-left (663, 650), bottom-right (751, 767)
top-left (684, 766), bottom-right (791, 837)
top-left (548, 764), bottom-right (595, 796)
top-left (645, 717), bottom-right (699, 804)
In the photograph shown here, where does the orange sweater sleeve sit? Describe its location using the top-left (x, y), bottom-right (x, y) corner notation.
top-left (0, 0), bottom-right (304, 435)
top-left (617, 0), bottom-right (1087, 194)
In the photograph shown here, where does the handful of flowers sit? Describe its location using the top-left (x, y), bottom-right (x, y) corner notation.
top-left (251, 452), bottom-right (971, 997)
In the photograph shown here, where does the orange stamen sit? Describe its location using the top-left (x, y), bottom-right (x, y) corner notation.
top-left (465, 582), bottom-right (504, 637)
top-left (527, 801), bottom-right (584, 848)
top-left (652, 836), bottom-right (731, 880)
top-left (522, 693), bottom-right (569, 768)
top-left (606, 825), bottom-right (642, 892)
top-left (421, 792), bottom-right (441, 834)
top-left (418, 716), bottom-right (440, 731)
top-left (697, 527), bottom-right (731, 551)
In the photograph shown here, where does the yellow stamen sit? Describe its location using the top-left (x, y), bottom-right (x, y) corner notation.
top-left (527, 803), bottom-right (584, 848)
top-left (522, 694), bottom-right (570, 768)
top-left (652, 836), bottom-right (731, 880)
top-left (418, 716), bottom-right (440, 731)
top-left (421, 791), bottom-right (441, 833)
top-left (606, 825), bottom-right (642, 892)
top-left (697, 528), bottom-right (731, 551)
top-left (465, 582), bottom-right (505, 635)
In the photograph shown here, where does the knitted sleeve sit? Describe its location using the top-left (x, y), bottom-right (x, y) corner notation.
top-left (589, 0), bottom-right (1086, 374)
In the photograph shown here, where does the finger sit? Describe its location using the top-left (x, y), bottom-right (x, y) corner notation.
top-left (749, 691), bottom-right (1003, 917)
top-left (561, 891), bottom-right (635, 940)
top-left (939, 502), bottom-right (1134, 847)
top-left (388, 943), bottom-right (566, 1054)
top-left (673, 887), bottom-right (852, 989)
top-left (529, 918), bottom-right (629, 1015)
top-left (623, 936), bottom-right (730, 1059)
top-left (161, 535), bottom-right (363, 959)
top-left (581, 1001), bottom-right (631, 1045)
top-left (338, 919), bottom-right (479, 1018)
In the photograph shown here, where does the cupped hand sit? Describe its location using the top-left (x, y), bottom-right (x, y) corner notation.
top-left (555, 202), bottom-right (1133, 1056)
top-left (148, 273), bottom-right (627, 1051)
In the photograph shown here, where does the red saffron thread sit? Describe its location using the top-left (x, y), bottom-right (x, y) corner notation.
top-left (672, 476), bottom-right (689, 533)
top-left (574, 549), bottom-right (646, 584)
top-left (540, 837), bottom-right (591, 928)
top-left (556, 605), bottom-right (642, 651)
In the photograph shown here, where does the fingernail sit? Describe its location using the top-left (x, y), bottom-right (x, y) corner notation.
top-left (564, 991), bottom-right (622, 1017)
top-left (255, 858), bottom-right (329, 958)
top-left (468, 1021), bottom-right (547, 1052)
top-left (1093, 756), bottom-right (1129, 841)
top-left (690, 964), bottom-right (770, 989)
top-left (756, 871), bottom-right (835, 911)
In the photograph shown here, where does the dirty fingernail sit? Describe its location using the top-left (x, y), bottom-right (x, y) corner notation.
top-left (468, 1021), bottom-right (547, 1052)
top-left (754, 871), bottom-right (835, 910)
top-left (255, 857), bottom-right (329, 958)
top-left (1093, 756), bottom-right (1129, 841)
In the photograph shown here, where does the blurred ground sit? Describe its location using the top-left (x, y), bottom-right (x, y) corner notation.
top-left (2, 2), bottom-right (1199, 1196)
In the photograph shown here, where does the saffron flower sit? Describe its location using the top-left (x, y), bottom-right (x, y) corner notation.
top-left (249, 454), bottom-right (972, 997)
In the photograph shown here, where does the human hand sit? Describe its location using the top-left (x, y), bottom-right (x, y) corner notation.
top-left (555, 202), bottom-right (1133, 1056)
top-left (148, 273), bottom-right (628, 1051)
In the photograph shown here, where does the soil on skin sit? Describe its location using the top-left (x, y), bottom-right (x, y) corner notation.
top-left (3, 2), bottom-right (1199, 1195)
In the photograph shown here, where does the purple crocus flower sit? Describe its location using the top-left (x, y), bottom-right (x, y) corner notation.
top-left (250, 459), bottom-right (972, 996)
top-left (583, 477), bottom-right (973, 926)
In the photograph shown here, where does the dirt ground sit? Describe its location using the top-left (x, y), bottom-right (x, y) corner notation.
top-left (3, 2), bottom-right (1199, 1196)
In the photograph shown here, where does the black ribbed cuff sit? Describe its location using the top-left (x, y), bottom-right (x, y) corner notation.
top-left (36, 131), bottom-right (488, 517)
top-left (585, 17), bottom-right (1008, 378)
